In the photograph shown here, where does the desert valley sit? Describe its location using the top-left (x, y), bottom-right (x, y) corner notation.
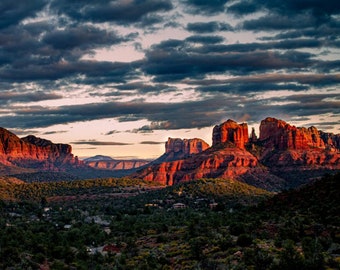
top-left (0, 117), bottom-right (339, 269)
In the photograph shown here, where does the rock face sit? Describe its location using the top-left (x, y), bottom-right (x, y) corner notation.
top-left (133, 121), bottom-right (259, 186)
top-left (153, 138), bottom-right (209, 164)
top-left (257, 117), bottom-right (339, 168)
top-left (132, 117), bottom-right (340, 190)
top-left (212, 119), bottom-right (248, 149)
top-left (166, 137), bottom-right (209, 156)
top-left (259, 117), bottom-right (325, 150)
top-left (137, 147), bottom-right (258, 186)
top-left (0, 127), bottom-right (82, 170)
top-left (319, 131), bottom-right (340, 150)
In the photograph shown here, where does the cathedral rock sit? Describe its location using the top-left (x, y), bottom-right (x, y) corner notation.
top-left (212, 119), bottom-right (249, 149)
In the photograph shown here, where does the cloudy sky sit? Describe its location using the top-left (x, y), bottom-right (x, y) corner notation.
top-left (1, 0), bottom-right (339, 159)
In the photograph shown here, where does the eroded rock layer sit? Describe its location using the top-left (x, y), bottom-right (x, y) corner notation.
top-left (212, 119), bottom-right (248, 149)
top-left (0, 127), bottom-right (82, 170)
top-left (133, 117), bottom-right (340, 190)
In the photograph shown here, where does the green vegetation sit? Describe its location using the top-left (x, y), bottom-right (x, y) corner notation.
top-left (0, 174), bottom-right (339, 269)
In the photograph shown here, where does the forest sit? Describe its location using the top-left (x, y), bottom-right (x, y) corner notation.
top-left (0, 174), bottom-right (339, 269)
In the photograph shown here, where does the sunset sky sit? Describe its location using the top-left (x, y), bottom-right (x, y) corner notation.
top-left (0, 0), bottom-right (339, 159)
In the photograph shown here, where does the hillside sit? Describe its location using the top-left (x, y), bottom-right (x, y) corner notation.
top-left (0, 173), bottom-right (339, 269)
top-left (258, 172), bottom-right (340, 226)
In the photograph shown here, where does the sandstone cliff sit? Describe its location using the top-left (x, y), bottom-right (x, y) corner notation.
top-left (319, 131), bottom-right (340, 150)
top-left (259, 117), bottom-right (325, 150)
top-left (155, 137), bottom-right (210, 163)
top-left (0, 127), bottom-right (82, 171)
top-left (132, 118), bottom-right (340, 190)
top-left (137, 146), bottom-right (259, 186)
top-left (257, 117), bottom-right (339, 168)
top-left (133, 120), bottom-right (260, 186)
top-left (212, 119), bottom-right (248, 149)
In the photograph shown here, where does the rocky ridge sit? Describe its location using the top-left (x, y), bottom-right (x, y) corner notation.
top-left (83, 155), bottom-right (149, 171)
top-left (154, 137), bottom-right (210, 163)
top-left (0, 127), bottom-right (82, 171)
top-left (85, 159), bottom-right (150, 171)
top-left (133, 118), bottom-right (340, 190)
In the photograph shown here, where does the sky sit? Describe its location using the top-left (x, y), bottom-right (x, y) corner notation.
top-left (0, 0), bottom-right (339, 160)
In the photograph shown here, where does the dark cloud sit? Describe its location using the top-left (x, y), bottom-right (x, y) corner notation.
top-left (0, 21), bottom-right (139, 87)
top-left (186, 21), bottom-right (233, 33)
top-left (0, 98), bottom-right (231, 129)
top-left (115, 82), bottom-right (176, 94)
top-left (1, 60), bottom-right (138, 83)
top-left (195, 83), bottom-right (309, 94)
top-left (242, 14), bottom-right (318, 31)
top-left (142, 41), bottom-right (316, 81)
top-left (227, 1), bottom-right (259, 16)
top-left (231, 0), bottom-right (340, 32)
top-left (0, 91), bottom-right (63, 105)
top-left (185, 35), bottom-right (224, 44)
top-left (50, 0), bottom-right (173, 24)
top-left (0, 0), bottom-right (338, 140)
top-left (188, 74), bottom-right (340, 89)
top-left (0, 0), bottom-right (47, 29)
top-left (43, 25), bottom-right (128, 50)
top-left (71, 140), bottom-right (132, 146)
top-left (189, 39), bottom-right (324, 54)
top-left (0, 91), bottom-right (338, 136)
top-left (42, 130), bottom-right (68, 135)
top-left (182, 0), bottom-right (229, 15)
top-left (105, 130), bottom-right (121, 136)
top-left (228, 0), bottom-right (340, 17)
top-left (140, 141), bottom-right (165, 145)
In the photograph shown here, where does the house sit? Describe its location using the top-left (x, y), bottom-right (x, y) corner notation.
top-left (209, 203), bottom-right (218, 209)
top-left (102, 244), bottom-right (120, 254)
top-left (173, 203), bottom-right (186, 209)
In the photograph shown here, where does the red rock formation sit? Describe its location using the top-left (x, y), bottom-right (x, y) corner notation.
top-left (135, 147), bottom-right (258, 185)
top-left (0, 127), bottom-right (82, 170)
top-left (132, 117), bottom-right (339, 189)
top-left (249, 127), bottom-right (257, 143)
top-left (319, 131), bottom-right (340, 151)
top-left (85, 160), bottom-right (149, 170)
top-left (256, 117), bottom-right (339, 169)
top-left (166, 137), bottom-right (209, 155)
top-left (212, 119), bottom-right (248, 149)
top-left (259, 117), bottom-right (325, 150)
top-left (156, 137), bottom-right (209, 162)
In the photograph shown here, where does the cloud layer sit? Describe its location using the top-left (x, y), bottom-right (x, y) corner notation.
top-left (0, 0), bottom-right (339, 153)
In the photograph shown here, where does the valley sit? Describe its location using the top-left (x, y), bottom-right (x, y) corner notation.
top-left (0, 117), bottom-right (339, 269)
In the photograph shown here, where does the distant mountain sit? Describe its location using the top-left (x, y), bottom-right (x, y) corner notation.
top-left (84, 157), bottom-right (150, 171)
top-left (83, 155), bottom-right (114, 162)
top-left (152, 137), bottom-right (210, 164)
top-left (83, 154), bottom-right (150, 171)
top-left (132, 117), bottom-right (340, 191)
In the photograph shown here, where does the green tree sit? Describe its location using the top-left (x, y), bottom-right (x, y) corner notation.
top-left (277, 239), bottom-right (304, 270)
top-left (302, 237), bottom-right (325, 270)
